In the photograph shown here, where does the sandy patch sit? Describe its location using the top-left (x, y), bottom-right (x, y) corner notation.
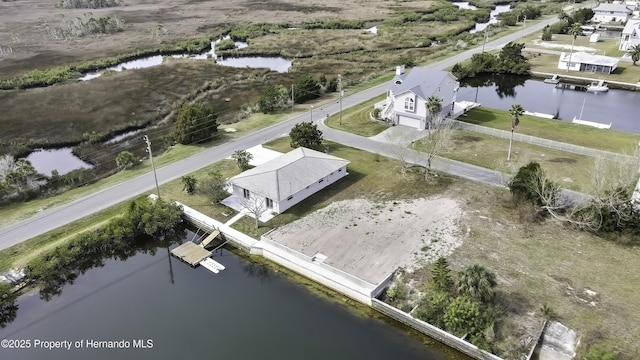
top-left (532, 39), bottom-right (598, 53)
top-left (266, 197), bottom-right (465, 284)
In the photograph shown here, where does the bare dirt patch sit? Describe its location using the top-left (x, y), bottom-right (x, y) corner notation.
top-left (266, 197), bottom-right (465, 284)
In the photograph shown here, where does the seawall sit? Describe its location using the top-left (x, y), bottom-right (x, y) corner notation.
top-left (177, 200), bottom-right (504, 360)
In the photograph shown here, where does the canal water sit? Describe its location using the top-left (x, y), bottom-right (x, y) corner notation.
top-left (457, 75), bottom-right (640, 134)
top-left (0, 234), bottom-right (468, 360)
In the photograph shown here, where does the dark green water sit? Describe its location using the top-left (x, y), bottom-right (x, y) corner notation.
top-left (0, 235), bottom-right (470, 360)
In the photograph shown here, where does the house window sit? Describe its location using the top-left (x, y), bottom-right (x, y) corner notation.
top-left (318, 179), bottom-right (324, 183)
top-left (287, 196), bottom-right (293, 201)
top-left (266, 198), bottom-right (273, 209)
top-left (243, 188), bottom-right (250, 199)
top-left (404, 97), bottom-right (415, 112)
top-left (338, 169), bottom-right (342, 172)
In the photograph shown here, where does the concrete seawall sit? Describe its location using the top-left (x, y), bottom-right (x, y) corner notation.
top-left (177, 201), bottom-right (503, 360)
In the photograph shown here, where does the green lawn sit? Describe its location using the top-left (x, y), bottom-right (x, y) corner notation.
top-left (423, 130), bottom-right (596, 192)
top-left (460, 107), bottom-right (640, 154)
top-left (325, 94), bottom-right (390, 137)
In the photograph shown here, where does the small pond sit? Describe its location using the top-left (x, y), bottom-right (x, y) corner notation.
top-left (80, 37), bottom-right (291, 81)
top-left (452, 2), bottom-right (477, 10)
top-left (25, 148), bottom-right (93, 176)
top-left (469, 5), bottom-right (511, 34)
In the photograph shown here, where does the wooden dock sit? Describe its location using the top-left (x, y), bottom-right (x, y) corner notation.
top-left (171, 242), bottom-right (212, 266)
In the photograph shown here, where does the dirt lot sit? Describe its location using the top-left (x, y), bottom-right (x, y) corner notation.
top-left (266, 197), bottom-right (465, 284)
top-left (264, 180), bottom-right (640, 358)
top-left (0, 0), bottom-right (398, 76)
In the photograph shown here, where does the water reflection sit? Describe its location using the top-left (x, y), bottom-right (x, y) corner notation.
top-left (457, 75), bottom-right (640, 133)
top-left (80, 37), bottom-right (290, 81)
top-left (26, 148), bottom-right (94, 176)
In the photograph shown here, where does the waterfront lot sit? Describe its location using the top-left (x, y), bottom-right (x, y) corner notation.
top-left (265, 197), bottom-right (464, 284)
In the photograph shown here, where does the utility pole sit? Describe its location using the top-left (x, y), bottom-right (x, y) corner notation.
top-left (482, 25), bottom-right (489, 53)
top-left (143, 134), bottom-right (161, 198)
top-left (338, 74), bottom-right (343, 125)
top-left (291, 84), bottom-right (294, 113)
top-left (310, 105), bottom-right (313, 122)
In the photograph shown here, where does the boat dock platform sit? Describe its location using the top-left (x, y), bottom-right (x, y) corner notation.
top-left (171, 242), bottom-right (212, 266)
top-left (170, 229), bottom-right (223, 268)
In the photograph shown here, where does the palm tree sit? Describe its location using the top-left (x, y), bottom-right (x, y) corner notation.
top-left (457, 264), bottom-right (497, 303)
top-left (628, 44), bottom-right (640, 66)
top-left (425, 95), bottom-right (442, 138)
top-left (566, 23), bottom-right (582, 72)
top-left (508, 104), bottom-right (524, 161)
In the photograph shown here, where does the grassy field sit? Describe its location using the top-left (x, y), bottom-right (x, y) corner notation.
top-left (417, 129), bottom-right (596, 192)
top-left (461, 107), bottom-right (640, 154)
top-left (325, 94), bottom-right (390, 136)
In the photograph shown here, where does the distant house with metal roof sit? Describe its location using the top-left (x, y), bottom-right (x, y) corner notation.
top-left (557, 51), bottom-right (619, 74)
top-left (592, 3), bottom-right (633, 23)
top-left (619, 19), bottom-right (640, 51)
top-left (376, 67), bottom-right (459, 129)
top-left (224, 147), bottom-right (349, 216)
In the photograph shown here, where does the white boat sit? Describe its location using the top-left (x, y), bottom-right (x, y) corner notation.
top-left (586, 80), bottom-right (608, 92)
top-left (543, 74), bottom-right (560, 84)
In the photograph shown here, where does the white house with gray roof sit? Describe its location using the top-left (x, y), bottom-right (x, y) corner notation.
top-left (225, 147), bottom-right (349, 215)
top-left (557, 51), bottom-right (619, 73)
top-left (376, 67), bottom-right (459, 129)
top-left (592, 3), bottom-right (633, 23)
top-left (619, 19), bottom-right (640, 51)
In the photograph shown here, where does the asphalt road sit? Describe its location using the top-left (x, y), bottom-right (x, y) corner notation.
top-left (0, 16), bottom-right (562, 250)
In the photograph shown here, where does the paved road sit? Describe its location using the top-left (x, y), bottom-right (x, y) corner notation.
top-left (0, 16), bottom-right (563, 250)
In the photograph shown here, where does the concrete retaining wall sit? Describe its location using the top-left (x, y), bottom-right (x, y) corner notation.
top-left (254, 237), bottom-right (376, 305)
top-left (178, 202), bottom-right (505, 360)
top-left (371, 299), bottom-right (502, 360)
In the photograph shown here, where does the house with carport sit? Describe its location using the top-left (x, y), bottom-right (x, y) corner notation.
top-left (619, 19), bottom-right (640, 51)
top-left (223, 147), bottom-right (350, 217)
top-left (376, 67), bottom-right (459, 129)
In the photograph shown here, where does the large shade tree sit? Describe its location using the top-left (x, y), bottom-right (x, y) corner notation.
top-left (174, 102), bottom-right (218, 145)
top-left (289, 122), bottom-right (324, 151)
